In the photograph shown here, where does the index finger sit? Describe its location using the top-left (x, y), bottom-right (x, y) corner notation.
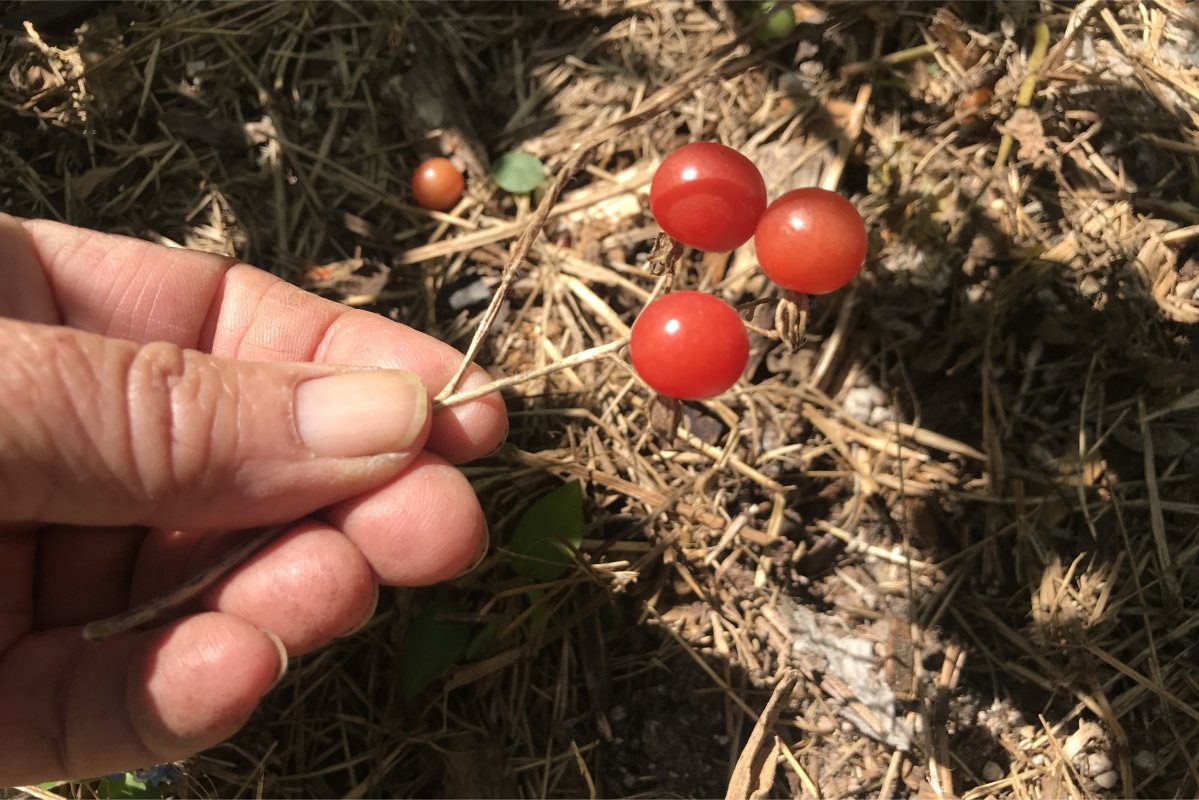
top-left (8, 216), bottom-right (506, 464)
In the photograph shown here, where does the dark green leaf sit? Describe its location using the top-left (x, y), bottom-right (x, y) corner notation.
top-left (525, 587), bottom-right (550, 634)
top-left (490, 151), bottom-right (546, 194)
top-left (463, 621), bottom-right (498, 661)
top-left (399, 600), bottom-right (473, 699)
top-left (508, 480), bottom-right (585, 581)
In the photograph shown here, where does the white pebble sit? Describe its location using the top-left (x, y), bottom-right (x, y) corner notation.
top-left (1079, 276), bottom-right (1103, 297)
top-left (843, 385), bottom-right (886, 424)
top-left (1086, 752), bottom-right (1113, 776)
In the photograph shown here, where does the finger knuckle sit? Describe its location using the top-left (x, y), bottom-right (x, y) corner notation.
top-left (125, 341), bottom-right (229, 505)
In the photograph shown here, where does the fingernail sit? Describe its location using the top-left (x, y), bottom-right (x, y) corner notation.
top-left (260, 628), bottom-right (289, 691)
top-left (453, 524), bottom-right (490, 578)
top-left (296, 370), bottom-right (428, 458)
top-left (338, 582), bottom-right (380, 638)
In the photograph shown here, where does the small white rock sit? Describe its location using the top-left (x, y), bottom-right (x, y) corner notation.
top-left (1079, 275), bottom-right (1103, 297)
top-left (868, 404), bottom-right (895, 426)
top-left (843, 385), bottom-right (887, 424)
top-left (1063, 720), bottom-right (1103, 759)
top-left (982, 761), bottom-right (1004, 782)
top-left (1086, 752), bottom-right (1113, 777)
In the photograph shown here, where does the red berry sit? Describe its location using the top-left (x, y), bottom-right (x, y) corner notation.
top-left (754, 188), bottom-right (867, 294)
top-left (629, 291), bottom-right (750, 400)
top-left (650, 142), bottom-right (767, 252)
top-left (412, 157), bottom-right (465, 211)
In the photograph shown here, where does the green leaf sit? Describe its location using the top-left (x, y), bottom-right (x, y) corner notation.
top-left (873, 76), bottom-right (911, 93)
top-left (508, 480), bottom-right (585, 581)
top-left (399, 600), bottom-right (473, 699)
top-left (96, 773), bottom-right (157, 799)
top-left (463, 621), bottom-right (498, 661)
top-left (525, 586), bottom-right (550, 634)
top-left (490, 151), bottom-right (546, 194)
top-left (756, 1), bottom-right (796, 41)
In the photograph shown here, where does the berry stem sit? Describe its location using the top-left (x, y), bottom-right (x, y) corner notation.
top-left (435, 144), bottom-right (598, 403)
top-left (435, 337), bottom-right (629, 410)
top-left (434, 45), bottom-right (765, 403)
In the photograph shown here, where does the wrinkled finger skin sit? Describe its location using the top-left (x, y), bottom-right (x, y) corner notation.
top-left (11, 216), bottom-right (507, 463)
top-left (0, 216), bottom-right (507, 786)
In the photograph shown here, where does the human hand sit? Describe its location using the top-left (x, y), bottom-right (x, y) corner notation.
top-left (0, 214), bottom-right (507, 786)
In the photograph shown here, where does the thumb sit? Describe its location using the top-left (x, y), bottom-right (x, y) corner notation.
top-left (0, 318), bottom-right (430, 528)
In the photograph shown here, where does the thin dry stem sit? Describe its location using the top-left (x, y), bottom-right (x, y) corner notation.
top-left (436, 144), bottom-right (599, 402)
top-left (82, 524), bottom-right (288, 641)
top-left (436, 337), bottom-right (629, 410)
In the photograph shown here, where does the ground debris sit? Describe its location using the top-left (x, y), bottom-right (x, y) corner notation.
top-left (5, 0), bottom-right (1199, 797)
top-left (784, 599), bottom-right (913, 752)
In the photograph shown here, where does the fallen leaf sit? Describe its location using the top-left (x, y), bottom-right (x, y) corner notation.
top-left (725, 671), bottom-right (798, 800)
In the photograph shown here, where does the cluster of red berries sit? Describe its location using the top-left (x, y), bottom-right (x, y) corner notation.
top-left (630, 142), bottom-right (867, 401)
top-left (409, 144), bottom-right (865, 405)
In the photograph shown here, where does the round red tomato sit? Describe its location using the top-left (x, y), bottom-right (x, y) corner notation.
top-left (649, 142), bottom-right (767, 252)
top-left (754, 188), bottom-right (867, 294)
top-left (629, 291), bottom-right (750, 400)
top-left (412, 157), bottom-right (465, 211)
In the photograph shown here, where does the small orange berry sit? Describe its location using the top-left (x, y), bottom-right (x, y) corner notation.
top-left (412, 157), bottom-right (465, 211)
top-left (961, 87), bottom-right (994, 113)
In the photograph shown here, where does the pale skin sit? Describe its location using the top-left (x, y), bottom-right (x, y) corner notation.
top-left (0, 214), bottom-right (507, 786)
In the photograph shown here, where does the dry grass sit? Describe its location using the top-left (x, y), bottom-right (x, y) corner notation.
top-left (4, 0), bottom-right (1199, 797)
